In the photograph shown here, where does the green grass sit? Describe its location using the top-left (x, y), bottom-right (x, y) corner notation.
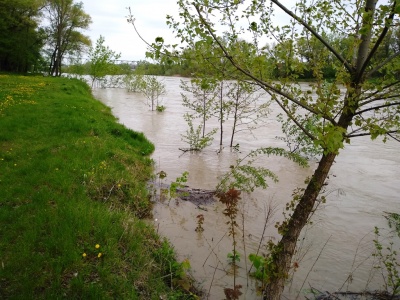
top-left (0, 74), bottom-right (195, 299)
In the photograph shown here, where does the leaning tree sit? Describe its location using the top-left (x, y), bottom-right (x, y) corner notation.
top-left (137, 0), bottom-right (400, 298)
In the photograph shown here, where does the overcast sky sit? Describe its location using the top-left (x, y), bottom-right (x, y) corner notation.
top-left (81, 0), bottom-right (293, 62)
top-left (82, 0), bottom-right (181, 61)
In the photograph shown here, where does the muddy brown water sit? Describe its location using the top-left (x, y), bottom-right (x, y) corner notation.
top-left (93, 76), bottom-right (400, 299)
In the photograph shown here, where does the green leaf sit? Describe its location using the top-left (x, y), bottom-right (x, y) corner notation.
top-left (395, 4), bottom-right (400, 14)
top-left (155, 36), bottom-right (164, 44)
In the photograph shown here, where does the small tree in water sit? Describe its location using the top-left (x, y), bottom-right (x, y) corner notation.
top-left (181, 77), bottom-right (217, 138)
top-left (141, 76), bottom-right (166, 111)
top-left (181, 113), bottom-right (217, 151)
top-left (226, 80), bottom-right (270, 148)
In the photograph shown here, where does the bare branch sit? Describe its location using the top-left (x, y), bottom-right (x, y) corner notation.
top-left (360, 80), bottom-right (400, 103)
top-left (388, 132), bottom-right (400, 142)
top-left (355, 101), bottom-right (400, 116)
top-left (365, 51), bottom-right (400, 78)
top-left (347, 130), bottom-right (399, 138)
top-left (360, 93), bottom-right (400, 108)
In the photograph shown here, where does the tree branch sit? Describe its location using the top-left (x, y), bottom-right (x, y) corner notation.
top-left (267, 91), bottom-right (317, 142)
top-left (270, 0), bottom-right (353, 73)
top-left (347, 130), bottom-right (399, 138)
top-left (355, 101), bottom-right (400, 115)
top-left (365, 51), bottom-right (400, 78)
top-left (360, 0), bottom-right (397, 78)
top-left (126, 7), bottom-right (181, 60)
top-left (387, 132), bottom-right (400, 142)
top-left (360, 80), bottom-right (400, 103)
top-left (355, 0), bottom-right (377, 81)
top-left (360, 93), bottom-right (400, 108)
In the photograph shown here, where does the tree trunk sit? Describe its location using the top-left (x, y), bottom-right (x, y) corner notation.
top-left (219, 81), bottom-right (224, 146)
top-left (264, 151), bottom-right (337, 299)
top-left (202, 91), bottom-right (206, 138)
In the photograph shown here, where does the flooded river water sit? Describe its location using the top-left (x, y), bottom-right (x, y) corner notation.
top-left (92, 76), bottom-right (400, 299)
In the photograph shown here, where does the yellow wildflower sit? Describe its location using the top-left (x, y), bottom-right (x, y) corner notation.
top-left (95, 244), bottom-right (100, 249)
top-left (82, 253), bottom-right (87, 258)
top-left (98, 253), bottom-right (102, 258)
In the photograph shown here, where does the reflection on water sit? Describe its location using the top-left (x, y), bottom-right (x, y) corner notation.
top-left (93, 77), bottom-right (400, 299)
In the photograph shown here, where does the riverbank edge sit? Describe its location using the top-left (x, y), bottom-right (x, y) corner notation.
top-left (0, 74), bottom-right (196, 299)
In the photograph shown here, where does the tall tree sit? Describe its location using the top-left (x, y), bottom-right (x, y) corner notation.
top-left (43, 0), bottom-right (91, 76)
top-left (0, 0), bottom-right (45, 73)
top-left (147, 0), bottom-right (400, 298)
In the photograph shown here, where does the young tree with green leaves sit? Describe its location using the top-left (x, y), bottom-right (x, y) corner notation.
top-left (181, 77), bottom-right (218, 138)
top-left (88, 35), bottom-right (121, 88)
top-left (226, 80), bottom-right (269, 148)
top-left (140, 76), bottom-right (167, 111)
top-left (181, 113), bottom-right (218, 151)
top-left (43, 0), bottom-right (91, 76)
top-left (138, 0), bottom-right (400, 298)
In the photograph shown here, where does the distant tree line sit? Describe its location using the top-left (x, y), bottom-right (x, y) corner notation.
top-left (138, 30), bottom-right (400, 80)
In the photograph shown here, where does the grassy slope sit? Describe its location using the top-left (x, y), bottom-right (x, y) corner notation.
top-left (0, 74), bottom-right (190, 299)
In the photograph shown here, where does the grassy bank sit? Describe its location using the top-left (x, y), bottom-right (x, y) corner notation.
top-left (0, 74), bottom-right (192, 299)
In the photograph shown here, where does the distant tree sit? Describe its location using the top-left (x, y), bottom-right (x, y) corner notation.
top-left (43, 0), bottom-right (91, 76)
top-left (0, 0), bottom-right (45, 73)
top-left (88, 35), bottom-right (121, 87)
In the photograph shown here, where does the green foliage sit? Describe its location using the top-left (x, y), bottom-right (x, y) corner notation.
top-left (140, 75), bottom-right (167, 111)
top-left (226, 80), bottom-right (270, 147)
top-left (276, 113), bottom-right (323, 159)
top-left (153, 240), bottom-right (199, 298)
top-left (169, 171), bottom-right (189, 199)
top-left (0, 0), bottom-right (44, 73)
top-left (249, 253), bottom-right (268, 281)
top-left (217, 147), bottom-right (308, 193)
top-left (373, 224), bottom-right (400, 296)
top-left (181, 113), bottom-right (217, 151)
top-left (88, 35), bottom-right (121, 87)
top-left (124, 73), bottom-right (146, 92)
top-left (156, 105), bottom-right (166, 112)
top-left (227, 250), bottom-right (241, 264)
top-left (386, 212), bottom-right (400, 238)
top-left (181, 77), bottom-right (217, 138)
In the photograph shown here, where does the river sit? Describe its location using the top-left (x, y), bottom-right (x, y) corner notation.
top-left (92, 76), bottom-right (400, 299)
